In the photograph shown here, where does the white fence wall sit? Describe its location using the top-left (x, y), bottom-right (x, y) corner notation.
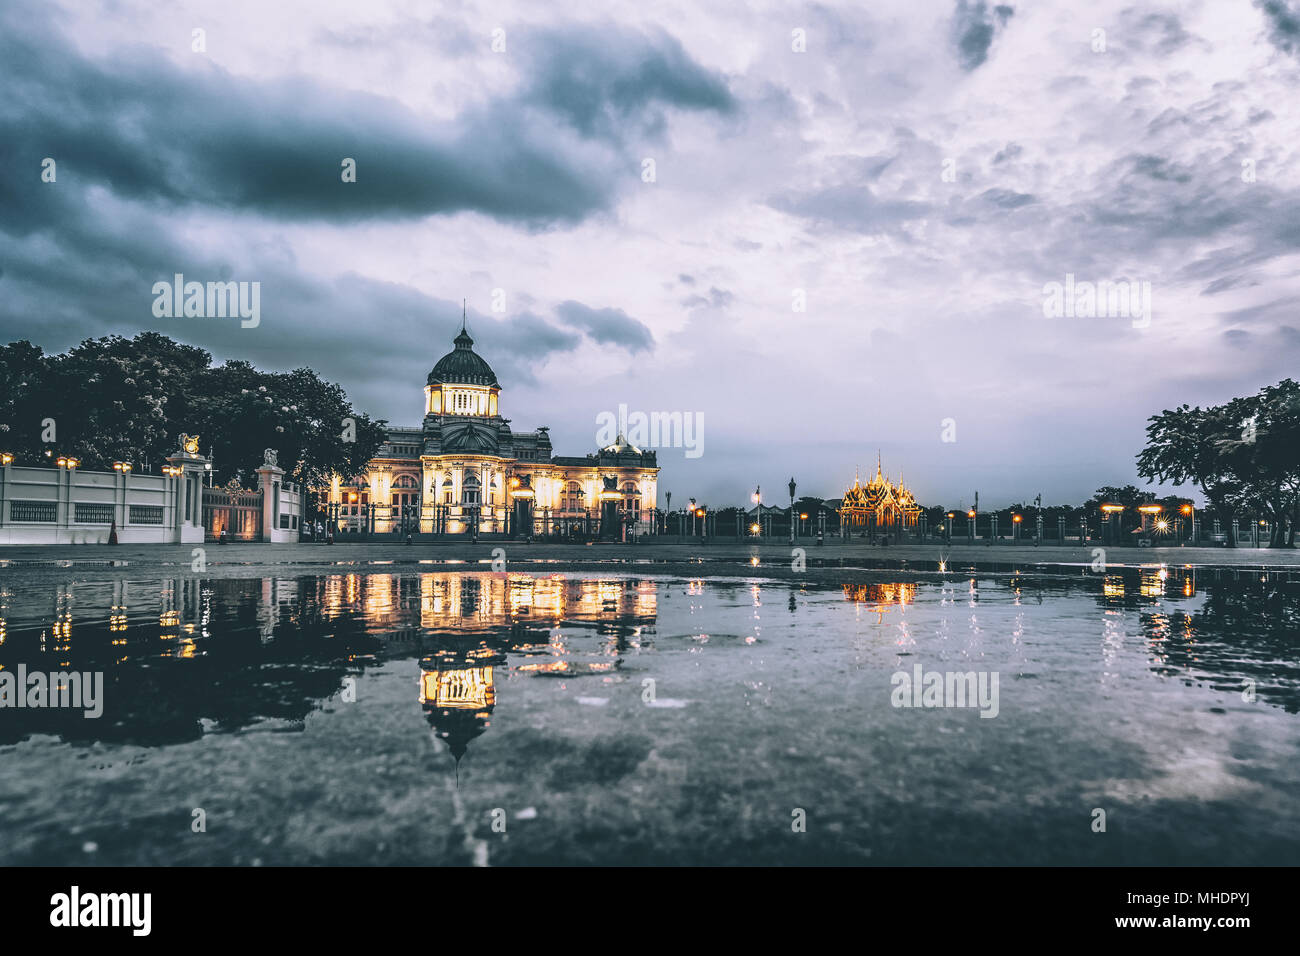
top-left (0, 459), bottom-right (299, 545)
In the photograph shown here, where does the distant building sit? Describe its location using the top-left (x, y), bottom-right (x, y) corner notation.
top-left (323, 321), bottom-right (659, 537)
top-left (838, 457), bottom-right (921, 532)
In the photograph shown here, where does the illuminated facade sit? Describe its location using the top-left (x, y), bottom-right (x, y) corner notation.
top-left (838, 458), bottom-right (922, 532)
top-left (324, 323), bottom-right (659, 536)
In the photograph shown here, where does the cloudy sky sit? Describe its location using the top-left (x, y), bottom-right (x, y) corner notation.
top-left (3, 0), bottom-right (1299, 508)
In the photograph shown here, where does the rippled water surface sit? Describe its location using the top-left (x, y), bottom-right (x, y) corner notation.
top-left (1, 567), bottom-right (1298, 865)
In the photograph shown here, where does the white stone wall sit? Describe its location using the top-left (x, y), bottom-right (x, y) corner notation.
top-left (0, 462), bottom-right (202, 545)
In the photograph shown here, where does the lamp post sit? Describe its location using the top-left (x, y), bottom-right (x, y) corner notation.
top-left (665, 491), bottom-right (672, 538)
top-left (689, 498), bottom-right (697, 537)
top-left (751, 486), bottom-right (761, 539)
top-left (576, 488), bottom-right (586, 537)
top-left (1181, 503), bottom-right (1194, 545)
top-left (788, 477), bottom-right (796, 545)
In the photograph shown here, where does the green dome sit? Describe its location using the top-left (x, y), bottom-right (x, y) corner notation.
top-left (428, 329), bottom-right (499, 387)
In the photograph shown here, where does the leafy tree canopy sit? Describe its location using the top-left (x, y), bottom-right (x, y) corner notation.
top-left (0, 333), bottom-right (386, 487)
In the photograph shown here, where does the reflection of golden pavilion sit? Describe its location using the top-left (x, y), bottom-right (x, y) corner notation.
top-left (842, 582), bottom-right (917, 606)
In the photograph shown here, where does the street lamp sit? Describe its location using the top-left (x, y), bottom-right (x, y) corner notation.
top-left (576, 487), bottom-right (586, 537)
top-left (689, 498), bottom-right (697, 536)
top-left (665, 491), bottom-right (671, 537)
top-left (0, 452), bottom-right (12, 466)
top-left (788, 477), bottom-right (797, 544)
top-left (751, 486), bottom-right (761, 538)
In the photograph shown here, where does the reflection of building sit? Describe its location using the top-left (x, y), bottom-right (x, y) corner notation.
top-left (321, 320), bottom-right (659, 537)
top-left (838, 457), bottom-right (922, 533)
top-left (420, 644), bottom-right (506, 763)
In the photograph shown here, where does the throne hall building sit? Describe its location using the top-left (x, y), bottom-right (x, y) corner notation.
top-left (324, 325), bottom-right (659, 537)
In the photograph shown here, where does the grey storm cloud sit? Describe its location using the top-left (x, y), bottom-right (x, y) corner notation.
top-left (951, 1), bottom-right (1014, 71)
top-left (1256, 0), bottom-right (1300, 53)
top-left (522, 24), bottom-right (736, 143)
top-left (0, 5), bottom-right (734, 229)
top-left (0, 0), bottom-right (714, 418)
top-left (768, 184), bottom-right (930, 234)
top-left (553, 301), bottom-right (655, 352)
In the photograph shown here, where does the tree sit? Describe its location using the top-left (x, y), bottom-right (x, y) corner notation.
top-left (0, 333), bottom-right (385, 487)
top-left (1137, 403), bottom-right (1243, 546)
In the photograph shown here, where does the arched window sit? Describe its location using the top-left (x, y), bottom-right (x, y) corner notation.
top-left (441, 477), bottom-right (454, 505)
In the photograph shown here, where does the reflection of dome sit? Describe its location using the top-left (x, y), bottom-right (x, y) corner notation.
top-left (420, 656), bottom-right (501, 765)
top-left (428, 329), bottom-right (499, 387)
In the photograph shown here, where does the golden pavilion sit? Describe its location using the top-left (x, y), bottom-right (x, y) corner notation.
top-left (838, 457), bottom-right (922, 533)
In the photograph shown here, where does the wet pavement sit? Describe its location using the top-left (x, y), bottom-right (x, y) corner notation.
top-left (1, 565), bottom-right (1297, 865)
